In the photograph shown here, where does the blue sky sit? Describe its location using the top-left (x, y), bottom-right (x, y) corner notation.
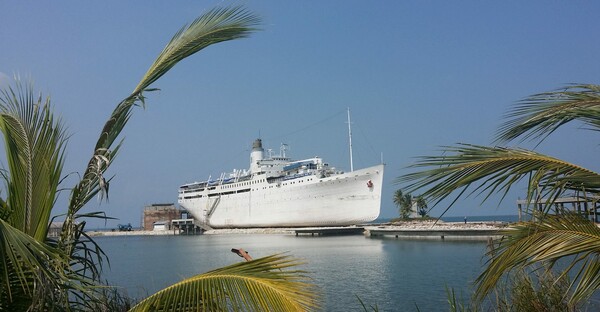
top-left (1, 1), bottom-right (600, 228)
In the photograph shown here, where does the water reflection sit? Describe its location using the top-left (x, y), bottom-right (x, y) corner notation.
top-left (97, 235), bottom-right (488, 311)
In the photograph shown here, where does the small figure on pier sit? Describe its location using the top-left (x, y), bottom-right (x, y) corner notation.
top-left (464, 216), bottom-right (467, 224)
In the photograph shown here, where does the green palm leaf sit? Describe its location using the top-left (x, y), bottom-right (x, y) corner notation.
top-left (398, 83), bottom-right (600, 308)
top-left (496, 84), bottom-right (600, 143)
top-left (0, 80), bottom-right (67, 241)
top-left (475, 213), bottom-right (600, 305)
top-left (133, 5), bottom-right (260, 95)
top-left (63, 5), bottom-right (260, 256)
top-left (129, 254), bottom-right (320, 312)
top-left (57, 5), bottom-right (261, 309)
top-left (67, 5), bottom-right (260, 217)
top-left (0, 218), bottom-right (80, 309)
top-left (398, 144), bottom-right (600, 214)
top-left (0, 79), bottom-right (99, 310)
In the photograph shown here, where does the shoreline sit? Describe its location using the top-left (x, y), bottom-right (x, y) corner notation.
top-left (86, 220), bottom-right (508, 237)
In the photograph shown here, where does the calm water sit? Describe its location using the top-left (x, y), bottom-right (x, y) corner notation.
top-left (97, 234), bottom-right (489, 311)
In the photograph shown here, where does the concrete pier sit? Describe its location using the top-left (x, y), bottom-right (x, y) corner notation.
top-left (365, 227), bottom-right (502, 240)
top-left (363, 221), bottom-right (507, 240)
top-left (294, 226), bottom-right (365, 236)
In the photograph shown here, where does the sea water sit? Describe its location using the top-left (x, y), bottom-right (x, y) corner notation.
top-left (96, 234), bottom-right (489, 311)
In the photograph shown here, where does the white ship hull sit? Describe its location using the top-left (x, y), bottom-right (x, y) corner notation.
top-left (179, 164), bottom-right (384, 228)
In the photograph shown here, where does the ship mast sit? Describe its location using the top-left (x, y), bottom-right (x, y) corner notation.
top-left (347, 107), bottom-right (354, 172)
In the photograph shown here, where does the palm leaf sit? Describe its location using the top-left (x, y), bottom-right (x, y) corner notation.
top-left (0, 79), bottom-right (101, 310)
top-left (0, 219), bottom-right (79, 308)
top-left (56, 6), bottom-right (260, 308)
top-left (397, 144), bottom-right (600, 214)
top-left (67, 5), bottom-right (260, 217)
top-left (129, 254), bottom-right (320, 312)
top-left (475, 213), bottom-right (600, 306)
top-left (133, 5), bottom-right (261, 95)
top-left (398, 83), bottom-right (600, 308)
top-left (62, 6), bottom-right (260, 259)
top-left (0, 79), bottom-right (67, 241)
top-left (496, 84), bottom-right (600, 143)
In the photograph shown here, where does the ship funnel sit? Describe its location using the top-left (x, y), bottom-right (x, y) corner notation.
top-left (250, 139), bottom-right (264, 173)
top-left (252, 139), bottom-right (263, 150)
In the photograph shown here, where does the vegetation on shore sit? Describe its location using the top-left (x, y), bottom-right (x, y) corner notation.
top-left (393, 189), bottom-right (428, 219)
top-left (0, 6), bottom-right (319, 311)
top-left (399, 84), bottom-right (600, 310)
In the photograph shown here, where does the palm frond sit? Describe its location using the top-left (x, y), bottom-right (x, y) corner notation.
top-left (475, 213), bottom-right (600, 306)
top-left (496, 84), bottom-right (600, 143)
top-left (58, 7), bottom-right (260, 308)
top-left (129, 254), bottom-right (320, 312)
top-left (0, 79), bottom-right (67, 241)
top-left (398, 77), bottom-right (600, 309)
top-left (62, 6), bottom-right (260, 265)
top-left (134, 5), bottom-right (261, 95)
top-left (397, 144), bottom-right (600, 212)
top-left (67, 6), bottom-right (260, 218)
top-left (0, 219), bottom-right (77, 307)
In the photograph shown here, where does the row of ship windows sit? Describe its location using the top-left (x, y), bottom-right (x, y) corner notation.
top-left (221, 179), bottom-right (267, 189)
top-left (257, 178), bottom-right (315, 189)
top-left (281, 178), bottom-right (314, 186)
top-left (184, 188), bottom-right (251, 199)
top-left (183, 178), bottom-right (319, 198)
top-left (219, 177), bottom-right (316, 190)
top-left (185, 177), bottom-right (325, 195)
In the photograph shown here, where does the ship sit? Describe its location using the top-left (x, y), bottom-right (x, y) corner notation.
top-left (178, 108), bottom-right (384, 228)
top-left (178, 138), bottom-right (384, 229)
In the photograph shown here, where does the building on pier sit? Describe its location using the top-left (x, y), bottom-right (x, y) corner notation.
top-left (142, 203), bottom-right (182, 231)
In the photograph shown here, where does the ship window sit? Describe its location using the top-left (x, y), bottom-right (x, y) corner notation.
top-left (184, 195), bottom-right (202, 199)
